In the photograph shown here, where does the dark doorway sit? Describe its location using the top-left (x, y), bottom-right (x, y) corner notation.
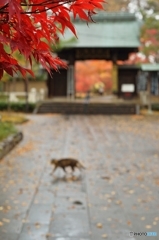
top-left (118, 66), bottom-right (139, 98)
top-left (47, 69), bottom-right (67, 97)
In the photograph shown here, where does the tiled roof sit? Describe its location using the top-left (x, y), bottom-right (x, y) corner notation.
top-left (141, 64), bottom-right (159, 71)
top-left (62, 12), bottom-right (141, 48)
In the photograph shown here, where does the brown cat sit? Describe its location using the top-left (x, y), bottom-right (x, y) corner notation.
top-left (50, 158), bottom-right (85, 173)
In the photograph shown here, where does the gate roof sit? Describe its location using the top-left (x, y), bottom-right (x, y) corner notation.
top-left (62, 12), bottom-right (141, 48)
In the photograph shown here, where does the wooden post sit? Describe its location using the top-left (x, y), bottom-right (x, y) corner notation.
top-left (147, 73), bottom-right (152, 114)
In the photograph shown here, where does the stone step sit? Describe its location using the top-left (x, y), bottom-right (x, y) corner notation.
top-left (36, 102), bottom-right (137, 114)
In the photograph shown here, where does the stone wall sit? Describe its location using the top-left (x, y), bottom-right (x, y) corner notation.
top-left (0, 132), bottom-right (23, 160)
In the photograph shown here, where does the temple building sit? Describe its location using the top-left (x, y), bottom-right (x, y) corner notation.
top-left (47, 12), bottom-right (142, 98)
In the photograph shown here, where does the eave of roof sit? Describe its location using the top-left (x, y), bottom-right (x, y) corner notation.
top-left (61, 12), bottom-right (141, 49)
top-left (141, 63), bottom-right (159, 71)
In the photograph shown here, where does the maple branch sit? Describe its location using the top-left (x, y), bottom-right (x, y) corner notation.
top-left (0, 0), bottom-right (105, 79)
top-left (20, 0), bottom-right (74, 7)
top-left (0, 0), bottom-right (75, 15)
top-left (0, 4), bottom-right (8, 12)
top-left (22, 0), bottom-right (74, 14)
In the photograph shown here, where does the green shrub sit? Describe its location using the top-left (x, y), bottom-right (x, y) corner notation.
top-left (0, 122), bottom-right (17, 142)
top-left (152, 103), bottom-right (159, 111)
top-left (0, 102), bottom-right (36, 112)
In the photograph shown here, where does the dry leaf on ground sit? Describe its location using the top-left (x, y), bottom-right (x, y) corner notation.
top-left (96, 223), bottom-right (103, 228)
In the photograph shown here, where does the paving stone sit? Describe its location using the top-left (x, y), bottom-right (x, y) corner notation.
top-left (0, 218), bottom-right (23, 234)
top-left (49, 212), bottom-right (90, 238)
top-left (89, 209), bottom-right (131, 240)
top-left (53, 194), bottom-right (87, 213)
top-left (0, 231), bottom-right (19, 240)
top-left (18, 223), bottom-right (49, 240)
top-left (33, 190), bottom-right (55, 205)
top-left (90, 228), bottom-right (132, 240)
top-left (26, 204), bottom-right (53, 224)
top-left (125, 212), bottom-right (159, 234)
top-left (53, 179), bottom-right (85, 196)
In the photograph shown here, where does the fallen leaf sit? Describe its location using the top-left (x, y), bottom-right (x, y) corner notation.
top-left (16, 142), bottom-right (34, 156)
top-left (22, 219), bottom-right (27, 223)
top-left (105, 194), bottom-right (110, 198)
top-left (137, 175), bottom-right (144, 181)
top-left (111, 191), bottom-right (116, 195)
top-left (18, 188), bottom-right (23, 194)
top-left (146, 225), bottom-right (152, 229)
top-left (2, 218), bottom-right (10, 223)
top-left (9, 180), bottom-right (15, 185)
top-left (96, 223), bottom-right (103, 228)
top-left (35, 222), bottom-right (41, 228)
top-left (127, 220), bottom-right (131, 226)
top-left (46, 233), bottom-right (52, 238)
top-left (116, 200), bottom-right (122, 205)
top-left (128, 190), bottom-right (135, 194)
top-left (101, 176), bottom-right (110, 180)
top-left (102, 233), bottom-right (107, 238)
top-left (22, 202), bottom-right (27, 206)
top-left (154, 177), bottom-right (159, 186)
top-left (73, 201), bottom-right (83, 205)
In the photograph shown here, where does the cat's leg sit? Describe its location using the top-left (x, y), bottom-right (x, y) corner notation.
top-left (62, 166), bottom-right (67, 173)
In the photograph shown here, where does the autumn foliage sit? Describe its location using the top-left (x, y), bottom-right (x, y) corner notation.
top-left (0, 0), bottom-right (104, 80)
top-left (75, 60), bottom-right (113, 93)
top-left (140, 17), bottom-right (159, 62)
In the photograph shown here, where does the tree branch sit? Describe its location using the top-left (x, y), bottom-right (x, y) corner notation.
top-left (0, 0), bottom-right (75, 15)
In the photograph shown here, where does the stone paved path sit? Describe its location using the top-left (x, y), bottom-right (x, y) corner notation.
top-left (0, 114), bottom-right (159, 240)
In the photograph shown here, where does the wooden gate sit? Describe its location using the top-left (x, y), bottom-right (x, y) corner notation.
top-left (118, 66), bottom-right (139, 98)
top-left (47, 69), bottom-right (67, 97)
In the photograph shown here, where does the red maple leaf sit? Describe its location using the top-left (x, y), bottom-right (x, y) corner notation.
top-left (0, 0), bottom-right (105, 79)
